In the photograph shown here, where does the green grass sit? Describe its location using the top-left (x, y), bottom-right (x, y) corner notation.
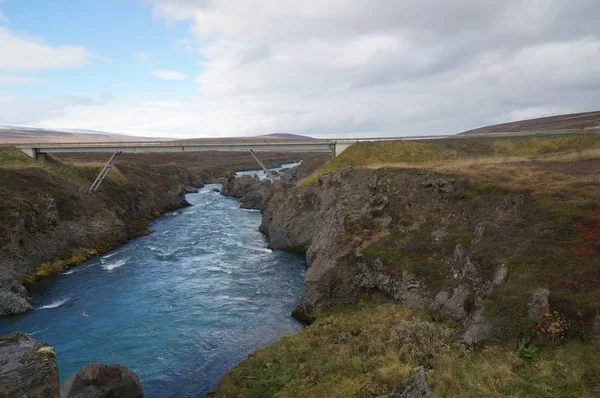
top-left (210, 303), bottom-right (600, 398)
top-left (0, 147), bottom-right (128, 188)
top-left (298, 141), bottom-right (458, 186)
top-left (298, 134), bottom-right (600, 186)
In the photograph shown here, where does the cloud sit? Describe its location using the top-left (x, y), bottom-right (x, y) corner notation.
top-left (0, 10), bottom-right (9, 24)
top-left (135, 51), bottom-right (158, 62)
top-left (174, 38), bottom-right (196, 53)
top-left (141, 0), bottom-right (600, 136)
top-left (0, 74), bottom-right (46, 85)
top-left (0, 95), bottom-right (96, 125)
top-left (5, 1), bottom-right (600, 137)
top-left (151, 69), bottom-right (188, 80)
top-left (0, 27), bottom-right (89, 72)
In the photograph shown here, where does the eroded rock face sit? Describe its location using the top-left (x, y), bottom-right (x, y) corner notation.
top-left (61, 363), bottom-right (143, 398)
top-left (0, 165), bottom-right (191, 318)
top-left (0, 332), bottom-right (60, 397)
top-left (220, 174), bottom-right (280, 210)
top-left (0, 277), bottom-right (33, 316)
top-left (259, 167), bottom-right (527, 344)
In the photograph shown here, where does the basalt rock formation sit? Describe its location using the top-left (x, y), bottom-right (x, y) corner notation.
top-left (259, 167), bottom-right (599, 344)
top-left (0, 332), bottom-right (60, 397)
top-left (0, 161), bottom-right (190, 317)
top-left (220, 174), bottom-right (281, 210)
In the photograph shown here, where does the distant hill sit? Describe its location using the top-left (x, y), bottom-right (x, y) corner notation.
top-left (0, 125), bottom-right (161, 144)
top-left (261, 133), bottom-right (311, 139)
top-left (461, 111), bottom-right (600, 135)
top-left (181, 133), bottom-right (314, 143)
top-left (0, 125), bottom-right (314, 144)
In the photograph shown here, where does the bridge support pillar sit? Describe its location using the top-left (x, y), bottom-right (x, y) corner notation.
top-left (333, 142), bottom-right (352, 157)
top-left (249, 149), bottom-right (276, 180)
top-left (20, 148), bottom-right (42, 159)
top-left (89, 151), bottom-right (122, 193)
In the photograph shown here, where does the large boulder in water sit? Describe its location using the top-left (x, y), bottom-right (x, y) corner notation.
top-left (0, 332), bottom-right (60, 397)
top-left (61, 362), bottom-right (143, 398)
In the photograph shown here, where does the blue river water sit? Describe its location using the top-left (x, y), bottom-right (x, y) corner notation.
top-left (0, 175), bottom-right (306, 397)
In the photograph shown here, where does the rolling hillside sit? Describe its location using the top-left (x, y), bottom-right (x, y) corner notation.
top-left (461, 111), bottom-right (600, 135)
top-left (0, 126), bottom-right (161, 144)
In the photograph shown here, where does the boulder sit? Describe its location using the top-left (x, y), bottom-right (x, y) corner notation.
top-left (0, 332), bottom-right (60, 397)
top-left (211, 188), bottom-right (221, 192)
top-left (528, 288), bottom-right (550, 321)
top-left (376, 366), bottom-right (434, 398)
top-left (61, 362), bottom-right (143, 398)
top-left (0, 277), bottom-right (33, 316)
top-left (220, 174), bottom-right (277, 210)
top-left (333, 332), bottom-right (352, 345)
top-left (184, 186), bottom-right (199, 194)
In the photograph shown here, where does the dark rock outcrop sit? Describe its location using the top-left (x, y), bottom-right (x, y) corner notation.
top-left (0, 332), bottom-right (60, 397)
top-left (220, 174), bottom-right (280, 210)
top-left (184, 185), bottom-right (200, 194)
top-left (377, 366), bottom-right (433, 398)
top-left (61, 363), bottom-right (143, 398)
top-left (259, 167), bottom-right (542, 344)
top-left (0, 164), bottom-right (190, 317)
top-left (0, 277), bottom-right (33, 316)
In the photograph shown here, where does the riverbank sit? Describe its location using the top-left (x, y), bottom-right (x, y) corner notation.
top-left (0, 148), bottom-right (325, 316)
top-left (211, 134), bottom-right (600, 397)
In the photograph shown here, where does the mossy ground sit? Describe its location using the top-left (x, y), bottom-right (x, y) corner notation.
top-left (298, 133), bottom-right (600, 187)
top-left (23, 234), bottom-right (123, 284)
top-left (211, 303), bottom-right (600, 397)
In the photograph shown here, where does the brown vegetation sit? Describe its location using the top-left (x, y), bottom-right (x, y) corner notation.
top-left (461, 111), bottom-right (600, 135)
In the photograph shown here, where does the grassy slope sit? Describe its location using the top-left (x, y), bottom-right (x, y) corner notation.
top-left (299, 134), bottom-right (600, 187)
top-left (212, 134), bottom-right (600, 397)
top-left (212, 303), bottom-right (599, 398)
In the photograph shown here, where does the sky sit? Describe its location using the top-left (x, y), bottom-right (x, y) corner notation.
top-left (0, 0), bottom-right (599, 138)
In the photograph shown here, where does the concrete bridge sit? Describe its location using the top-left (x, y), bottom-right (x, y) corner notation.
top-left (15, 128), bottom-right (597, 161)
top-left (15, 139), bottom-right (349, 159)
top-left (11, 129), bottom-right (598, 192)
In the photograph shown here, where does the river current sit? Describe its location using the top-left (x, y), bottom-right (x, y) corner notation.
top-left (0, 167), bottom-right (306, 397)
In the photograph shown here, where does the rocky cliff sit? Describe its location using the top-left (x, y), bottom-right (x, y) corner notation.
top-left (0, 148), bottom-right (322, 317)
top-left (0, 332), bottom-right (60, 397)
top-left (0, 160), bottom-right (189, 316)
top-left (259, 167), bottom-right (600, 345)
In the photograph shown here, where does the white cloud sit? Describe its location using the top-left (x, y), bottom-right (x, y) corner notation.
top-left (0, 27), bottom-right (89, 72)
top-left (135, 51), bottom-right (157, 62)
top-left (151, 69), bottom-right (188, 80)
top-left (0, 10), bottom-right (9, 24)
top-left (174, 38), bottom-right (196, 53)
top-left (143, 0), bottom-right (600, 136)
top-left (0, 74), bottom-right (46, 85)
top-left (3, 1), bottom-right (600, 137)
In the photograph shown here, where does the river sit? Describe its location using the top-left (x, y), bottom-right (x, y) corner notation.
top-left (0, 167), bottom-right (306, 397)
